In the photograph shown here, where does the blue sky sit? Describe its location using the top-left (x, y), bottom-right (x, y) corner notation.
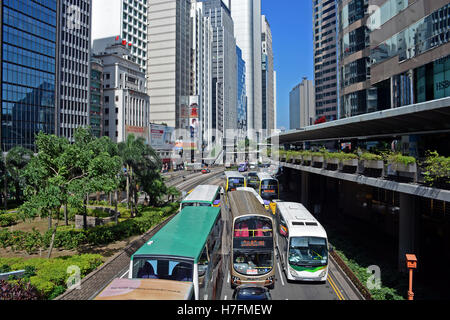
top-left (262, 0), bottom-right (314, 130)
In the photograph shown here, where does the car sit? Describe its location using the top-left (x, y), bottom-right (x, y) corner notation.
top-left (238, 163), bottom-right (248, 172)
top-left (201, 168), bottom-right (210, 174)
top-left (232, 285), bottom-right (272, 300)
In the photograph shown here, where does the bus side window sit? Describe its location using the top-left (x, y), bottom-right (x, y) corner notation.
top-left (279, 213), bottom-right (288, 238)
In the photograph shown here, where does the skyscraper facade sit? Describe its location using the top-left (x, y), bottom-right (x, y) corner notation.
top-left (190, 1), bottom-right (213, 149)
top-left (369, 0), bottom-right (450, 108)
top-left (199, 0), bottom-right (237, 143)
top-left (228, 0), bottom-right (262, 132)
top-left (147, 0), bottom-right (191, 129)
top-left (237, 46), bottom-right (247, 132)
top-left (337, 0), bottom-right (377, 118)
top-left (313, 0), bottom-right (338, 122)
top-left (1, 0), bottom-right (57, 151)
top-left (58, 0), bottom-right (91, 141)
top-left (261, 15), bottom-right (274, 131)
top-left (91, 0), bottom-right (148, 72)
top-left (289, 78), bottom-right (315, 130)
top-left (90, 57), bottom-right (103, 138)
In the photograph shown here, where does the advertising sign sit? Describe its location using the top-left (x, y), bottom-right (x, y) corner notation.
top-left (126, 125), bottom-right (149, 142)
top-left (149, 124), bottom-right (175, 150)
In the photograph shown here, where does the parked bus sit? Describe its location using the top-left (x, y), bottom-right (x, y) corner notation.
top-left (128, 206), bottom-right (223, 300)
top-left (256, 172), bottom-right (279, 212)
top-left (181, 185), bottom-right (222, 210)
top-left (228, 190), bottom-right (275, 289)
top-left (224, 171), bottom-right (246, 193)
top-left (95, 278), bottom-right (195, 300)
top-left (275, 202), bottom-right (329, 283)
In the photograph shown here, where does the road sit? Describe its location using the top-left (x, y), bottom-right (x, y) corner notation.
top-left (213, 174), bottom-right (362, 301)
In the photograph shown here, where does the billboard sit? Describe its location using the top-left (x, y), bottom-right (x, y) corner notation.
top-left (149, 124), bottom-right (175, 150)
top-left (126, 125), bottom-right (149, 142)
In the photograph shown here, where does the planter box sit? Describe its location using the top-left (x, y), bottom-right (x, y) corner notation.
top-left (342, 159), bottom-right (358, 167)
top-left (294, 155), bottom-right (302, 163)
top-left (326, 158), bottom-right (339, 165)
top-left (312, 156), bottom-right (324, 163)
top-left (391, 162), bottom-right (417, 173)
top-left (363, 160), bottom-right (384, 169)
top-left (280, 157), bottom-right (287, 162)
top-left (302, 155), bottom-right (312, 162)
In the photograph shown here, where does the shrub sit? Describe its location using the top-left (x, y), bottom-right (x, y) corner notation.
top-left (360, 152), bottom-right (383, 161)
top-left (387, 153), bottom-right (416, 166)
top-left (421, 151), bottom-right (450, 187)
top-left (0, 279), bottom-right (42, 300)
top-left (0, 212), bottom-right (24, 227)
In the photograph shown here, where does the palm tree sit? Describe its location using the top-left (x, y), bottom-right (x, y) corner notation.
top-left (5, 146), bottom-right (34, 204)
top-left (118, 135), bottom-right (162, 215)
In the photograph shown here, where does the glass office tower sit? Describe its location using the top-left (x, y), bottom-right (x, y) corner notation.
top-left (1, 0), bottom-right (57, 151)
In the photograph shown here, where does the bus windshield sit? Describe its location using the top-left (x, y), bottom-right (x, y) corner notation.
top-left (132, 257), bottom-right (194, 282)
top-left (228, 178), bottom-right (245, 191)
top-left (289, 237), bottom-right (328, 267)
top-left (233, 251), bottom-right (273, 276)
top-left (260, 179), bottom-right (278, 200)
top-left (234, 217), bottom-right (273, 238)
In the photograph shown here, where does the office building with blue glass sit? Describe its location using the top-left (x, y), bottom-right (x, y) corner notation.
top-left (1, 0), bottom-right (57, 152)
top-left (237, 46), bottom-right (247, 132)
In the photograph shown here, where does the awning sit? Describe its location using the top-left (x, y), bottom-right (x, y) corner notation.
top-left (278, 97), bottom-right (450, 144)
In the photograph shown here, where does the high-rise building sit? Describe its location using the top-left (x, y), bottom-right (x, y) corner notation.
top-left (58, 0), bottom-right (92, 141)
top-left (313, 0), bottom-right (338, 122)
top-left (369, 0), bottom-right (450, 108)
top-left (289, 78), bottom-right (315, 130)
top-left (338, 0), bottom-right (450, 119)
top-left (337, 0), bottom-right (377, 118)
top-left (261, 15), bottom-right (274, 132)
top-left (93, 43), bottom-right (150, 143)
top-left (273, 70), bottom-right (277, 129)
top-left (228, 0), bottom-right (262, 132)
top-left (198, 0), bottom-right (237, 143)
top-left (90, 57), bottom-right (103, 138)
top-left (147, 0), bottom-right (191, 129)
top-left (91, 0), bottom-right (148, 72)
top-left (190, 1), bottom-right (213, 150)
top-left (1, 0), bottom-right (58, 151)
top-left (237, 46), bottom-right (247, 132)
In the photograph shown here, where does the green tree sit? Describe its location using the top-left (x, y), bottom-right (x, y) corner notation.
top-left (20, 128), bottom-right (122, 258)
top-left (118, 135), bottom-right (162, 213)
top-left (0, 152), bottom-right (6, 209)
top-left (5, 146), bottom-right (34, 203)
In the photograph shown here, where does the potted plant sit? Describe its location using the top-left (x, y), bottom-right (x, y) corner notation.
top-left (293, 151), bottom-right (303, 164)
top-left (279, 150), bottom-right (287, 162)
top-left (311, 151), bottom-right (324, 167)
top-left (300, 150), bottom-right (312, 166)
top-left (340, 153), bottom-right (359, 167)
top-left (387, 153), bottom-right (417, 173)
top-left (361, 152), bottom-right (384, 169)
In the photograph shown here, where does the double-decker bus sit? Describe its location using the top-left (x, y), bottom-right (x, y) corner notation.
top-left (181, 185), bottom-right (222, 209)
top-left (256, 172), bottom-right (279, 212)
top-left (126, 206), bottom-right (223, 300)
top-left (275, 202), bottom-right (329, 283)
top-left (228, 190), bottom-right (275, 289)
top-left (224, 171), bottom-right (246, 193)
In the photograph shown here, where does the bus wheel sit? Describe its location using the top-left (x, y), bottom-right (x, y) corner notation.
top-left (268, 283), bottom-right (275, 290)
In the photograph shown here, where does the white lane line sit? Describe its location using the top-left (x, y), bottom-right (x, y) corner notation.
top-left (227, 273), bottom-right (230, 284)
top-left (120, 270), bottom-right (129, 279)
top-left (277, 262), bottom-right (285, 286)
top-left (224, 295), bottom-right (228, 300)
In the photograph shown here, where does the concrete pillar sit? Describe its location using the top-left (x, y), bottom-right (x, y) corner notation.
top-left (301, 171), bottom-right (309, 209)
top-left (398, 193), bottom-right (419, 272)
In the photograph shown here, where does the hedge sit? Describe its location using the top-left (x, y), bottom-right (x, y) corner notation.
top-left (0, 254), bottom-right (103, 299)
top-left (0, 211), bottom-right (24, 227)
top-left (0, 203), bottom-right (179, 254)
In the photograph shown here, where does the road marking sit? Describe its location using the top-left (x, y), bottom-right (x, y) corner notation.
top-left (328, 274), bottom-right (344, 300)
top-left (224, 295), bottom-right (228, 300)
top-left (120, 270), bottom-right (129, 279)
top-left (227, 273), bottom-right (230, 284)
top-left (277, 262), bottom-right (285, 286)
